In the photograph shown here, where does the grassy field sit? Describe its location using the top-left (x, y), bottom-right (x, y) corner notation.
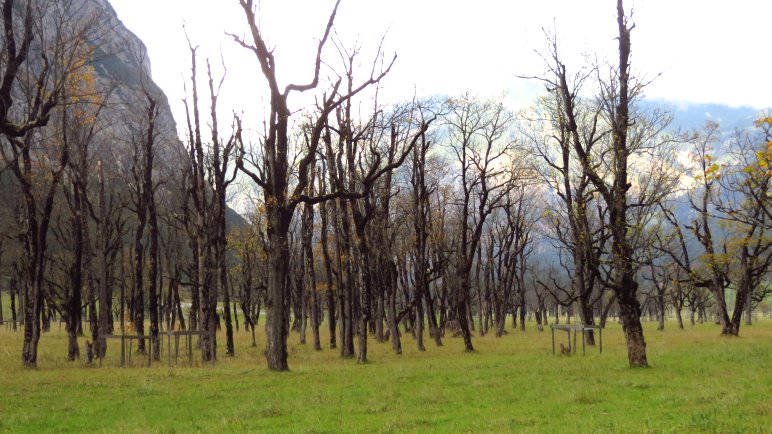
top-left (0, 317), bottom-right (771, 433)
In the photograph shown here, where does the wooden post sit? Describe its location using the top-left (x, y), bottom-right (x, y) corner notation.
top-left (97, 161), bottom-right (109, 360)
top-left (120, 278), bottom-right (126, 367)
top-left (599, 325), bottom-right (603, 354)
top-left (572, 329), bottom-right (576, 354)
top-left (551, 325), bottom-right (555, 355)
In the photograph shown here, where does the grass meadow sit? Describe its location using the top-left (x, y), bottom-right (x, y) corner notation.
top-left (0, 316), bottom-right (771, 433)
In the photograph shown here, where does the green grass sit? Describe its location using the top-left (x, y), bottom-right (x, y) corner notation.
top-left (1, 318), bottom-right (771, 433)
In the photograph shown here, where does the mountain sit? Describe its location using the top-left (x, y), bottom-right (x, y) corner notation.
top-left (78, 0), bottom-right (248, 228)
top-left (72, 0), bottom-right (181, 164)
top-left (642, 99), bottom-right (764, 132)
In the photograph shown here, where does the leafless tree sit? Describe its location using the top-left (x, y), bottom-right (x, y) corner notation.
top-left (444, 95), bottom-right (518, 351)
top-left (0, 0), bottom-right (107, 366)
top-left (529, 0), bottom-right (675, 366)
top-left (232, 0), bottom-right (431, 370)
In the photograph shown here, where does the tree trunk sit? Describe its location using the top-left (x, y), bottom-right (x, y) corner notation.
top-left (299, 275), bottom-right (307, 345)
top-left (745, 290), bottom-right (752, 326)
top-left (10, 278), bottom-right (17, 331)
top-left (197, 237), bottom-right (215, 361)
top-left (375, 290), bottom-right (384, 342)
top-left (319, 199), bottom-right (337, 350)
top-left (174, 279), bottom-right (185, 331)
top-left (535, 306), bottom-right (543, 332)
top-left (727, 251), bottom-right (752, 335)
top-left (337, 201), bottom-right (355, 358)
top-left (455, 271), bottom-right (474, 352)
top-left (712, 286), bottom-right (731, 334)
top-left (88, 284), bottom-right (98, 346)
top-left (427, 292), bottom-right (442, 346)
top-left (310, 287), bottom-right (321, 350)
top-left (22, 267), bottom-right (43, 366)
top-left (577, 294), bottom-right (596, 345)
top-left (354, 219), bottom-right (374, 364)
top-left (67, 185), bottom-right (84, 361)
top-left (233, 300), bottom-right (239, 332)
top-left (618, 291), bottom-right (648, 367)
top-left (357, 315), bottom-right (368, 364)
top-left (476, 283), bottom-right (484, 337)
top-left (265, 208), bottom-right (291, 371)
top-left (133, 214), bottom-right (146, 355)
top-left (657, 294), bottom-right (665, 331)
top-left (386, 260), bottom-right (402, 354)
top-left (495, 297), bottom-right (506, 337)
top-left (518, 283), bottom-right (526, 332)
top-left (147, 194), bottom-right (160, 361)
top-left (222, 269), bottom-right (235, 356)
top-left (302, 198), bottom-right (321, 351)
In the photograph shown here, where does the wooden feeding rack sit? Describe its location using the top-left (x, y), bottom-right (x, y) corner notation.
top-left (163, 329), bottom-right (215, 367)
top-left (550, 323), bottom-right (602, 356)
top-left (99, 333), bottom-right (158, 367)
top-left (2, 319), bottom-right (19, 331)
top-left (98, 329), bottom-right (215, 367)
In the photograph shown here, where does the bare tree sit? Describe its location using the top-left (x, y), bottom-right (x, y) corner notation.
top-left (232, 0), bottom-right (431, 370)
top-left (0, 0), bottom-right (106, 367)
top-left (445, 95), bottom-right (517, 351)
top-left (713, 120), bottom-right (772, 333)
top-left (532, 0), bottom-right (660, 366)
top-left (181, 44), bottom-right (240, 361)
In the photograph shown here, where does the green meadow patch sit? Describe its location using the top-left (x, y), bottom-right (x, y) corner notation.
top-left (0, 319), bottom-right (771, 433)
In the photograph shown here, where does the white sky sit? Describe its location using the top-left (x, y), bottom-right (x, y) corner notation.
top-left (110, 0), bottom-right (770, 132)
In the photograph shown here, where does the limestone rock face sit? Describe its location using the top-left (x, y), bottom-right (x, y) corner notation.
top-left (49, 0), bottom-right (185, 170)
top-left (88, 0), bottom-right (178, 137)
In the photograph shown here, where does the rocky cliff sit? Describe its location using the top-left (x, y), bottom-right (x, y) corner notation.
top-left (95, 0), bottom-right (178, 133)
top-left (52, 0), bottom-right (184, 169)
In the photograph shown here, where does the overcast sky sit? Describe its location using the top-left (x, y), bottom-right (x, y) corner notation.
top-left (110, 0), bottom-right (770, 127)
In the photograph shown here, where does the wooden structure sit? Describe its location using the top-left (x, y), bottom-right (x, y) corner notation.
top-left (100, 282), bottom-right (215, 367)
top-left (163, 329), bottom-right (215, 367)
top-left (98, 329), bottom-right (215, 367)
top-left (550, 323), bottom-right (602, 356)
top-left (2, 319), bottom-right (18, 331)
top-left (99, 333), bottom-right (158, 367)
